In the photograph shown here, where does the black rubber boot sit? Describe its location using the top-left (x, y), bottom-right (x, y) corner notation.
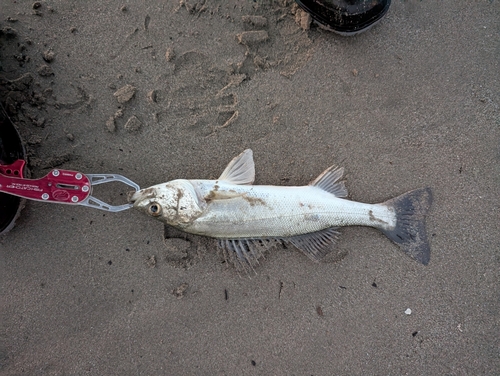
top-left (295, 0), bottom-right (391, 35)
top-left (0, 104), bottom-right (26, 235)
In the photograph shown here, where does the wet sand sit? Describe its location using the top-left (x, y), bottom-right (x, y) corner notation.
top-left (1, 1), bottom-right (499, 374)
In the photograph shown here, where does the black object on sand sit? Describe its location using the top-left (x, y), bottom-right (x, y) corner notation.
top-left (0, 105), bottom-right (26, 235)
top-left (295, 0), bottom-right (391, 35)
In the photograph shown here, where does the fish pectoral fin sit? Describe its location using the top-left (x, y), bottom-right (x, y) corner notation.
top-left (204, 190), bottom-right (244, 202)
top-left (310, 166), bottom-right (348, 198)
top-left (286, 227), bottom-right (340, 262)
top-left (218, 149), bottom-right (255, 185)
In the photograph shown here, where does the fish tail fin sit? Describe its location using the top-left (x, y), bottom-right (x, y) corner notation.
top-left (381, 188), bottom-right (433, 265)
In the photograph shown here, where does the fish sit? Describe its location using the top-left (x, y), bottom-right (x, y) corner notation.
top-left (129, 149), bottom-right (432, 269)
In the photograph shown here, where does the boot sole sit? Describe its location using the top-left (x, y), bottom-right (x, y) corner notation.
top-left (295, 0), bottom-right (391, 36)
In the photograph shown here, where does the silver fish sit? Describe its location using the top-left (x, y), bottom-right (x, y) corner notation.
top-left (130, 150), bottom-right (432, 268)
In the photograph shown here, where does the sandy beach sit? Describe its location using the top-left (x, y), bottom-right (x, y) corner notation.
top-left (1, 1), bottom-right (499, 374)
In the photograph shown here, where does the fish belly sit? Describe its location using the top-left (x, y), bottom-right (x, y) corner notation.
top-left (185, 181), bottom-right (396, 239)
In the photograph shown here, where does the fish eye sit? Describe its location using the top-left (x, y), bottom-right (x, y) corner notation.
top-left (148, 203), bottom-right (162, 216)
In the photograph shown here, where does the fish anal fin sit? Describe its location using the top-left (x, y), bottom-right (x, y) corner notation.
top-left (286, 227), bottom-right (340, 262)
top-left (310, 166), bottom-right (348, 198)
top-left (218, 149), bottom-right (255, 185)
top-left (219, 229), bottom-right (340, 269)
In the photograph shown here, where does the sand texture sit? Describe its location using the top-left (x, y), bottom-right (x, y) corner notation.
top-left (1, 1), bottom-right (499, 375)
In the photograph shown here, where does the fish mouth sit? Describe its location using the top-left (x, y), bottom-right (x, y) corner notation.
top-left (128, 187), bottom-right (157, 204)
top-left (127, 190), bottom-right (140, 204)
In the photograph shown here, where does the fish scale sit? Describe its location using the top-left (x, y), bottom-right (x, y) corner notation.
top-left (130, 149), bottom-right (432, 268)
top-left (189, 180), bottom-right (395, 239)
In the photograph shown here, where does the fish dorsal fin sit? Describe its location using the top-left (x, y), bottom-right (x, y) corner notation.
top-left (218, 149), bottom-right (255, 185)
top-left (286, 227), bottom-right (340, 262)
top-left (310, 166), bottom-right (348, 198)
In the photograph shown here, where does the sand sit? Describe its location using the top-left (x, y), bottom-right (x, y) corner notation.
top-left (1, 1), bottom-right (499, 374)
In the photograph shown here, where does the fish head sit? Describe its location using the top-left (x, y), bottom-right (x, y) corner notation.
top-left (129, 180), bottom-right (204, 226)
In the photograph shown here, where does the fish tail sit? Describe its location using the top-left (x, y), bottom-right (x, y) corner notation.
top-left (381, 188), bottom-right (433, 265)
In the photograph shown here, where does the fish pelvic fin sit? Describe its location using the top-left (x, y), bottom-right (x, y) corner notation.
top-left (310, 166), bottom-right (348, 198)
top-left (218, 238), bottom-right (279, 274)
top-left (219, 228), bottom-right (341, 272)
top-left (218, 228), bottom-right (341, 272)
top-left (381, 188), bottom-right (433, 265)
top-left (218, 149), bottom-right (255, 185)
